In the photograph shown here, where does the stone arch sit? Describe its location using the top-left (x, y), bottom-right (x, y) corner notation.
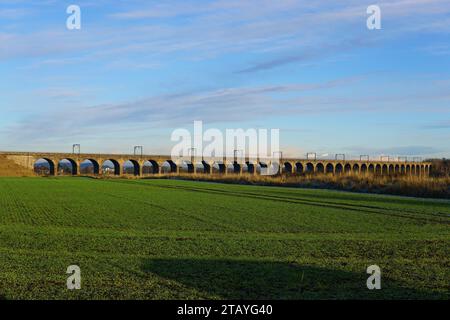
top-left (34, 158), bottom-right (56, 175)
top-left (326, 163), bottom-right (334, 174)
top-left (213, 162), bottom-right (226, 174)
top-left (344, 163), bottom-right (351, 174)
top-left (382, 164), bottom-right (388, 175)
top-left (394, 164), bottom-right (400, 174)
top-left (375, 164), bottom-right (382, 175)
top-left (233, 162), bottom-right (241, 174)
top-left (352, 164), bottom-right (360, 174)
top-left (240, 162), bottom-right (249, 174)
top-left (102, 159), bottom-right (120, 175)
top-left (368, 164), bottom-right (375, 174)
top-left (200, 160), bottom-right (211, 174)
top-left (296, 162), bottom-right (304, 174)
top-left (305, 162), bottom-right (314, 174)
top-left (406, 164), bottom-right (411, 175)
top-left (246, 161), bottom-right (256, 174)
top-left (388, 164), bottom-right (394, 174)
top-left (178, 160), bottom-right (194, 173)
top-left (58, 158), bottom-right (78, 175)
top-left (80, 159), bottom-right (100, 175)
top-left (411, 165), bottom-right (416, 176)
top-left (335, 163), bottom-right (343, 174)
top-left (283, 162), bottom-right (293, 174)
top-left (316, 163), bottom-right (325, 174)
top-left (162, 160), bottom-right (177, 173)
top-left (361, 164), bottom-right (367, 174)
top-left (142, 160), bottom-right (159, 174)
top-left (401, 164), bottom-right (405, 174)
top-left (268, 161), bottom-right (281, 175)
top-left (257, 162), bottom-right (268, 175)
top-left (123, 159), bottom-right (140, 176)
top-left (227, 162), bottom-right (236, 174)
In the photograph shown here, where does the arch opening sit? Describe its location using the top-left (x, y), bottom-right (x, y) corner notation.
top-left (361, 164), bottom-right (367, 174)
top-left (212, 162), bottom-right (226, 174)
top-left (142, 160), bottom-right (159, 175)
top-left (34, 158), bottom-right (55, 176)
top-left (123, 160), bottom-right (140, 176)
top-left (80, 159), bottom-right (100, 175)
top-left (161, 160), bottom-right (177, 174)
top-left (233, 162), bottom-right (241, 174)
top-left (283, 162), bottom-right (293, 174)
top-left (102, 159), bottom-right (120, 175)
top-left (316, 163), bottom-right (324, 174)
top-left (326, 163), bottom-right (334, 174)
top-left (256, 162), bottom-right (268, 175)
top-left (226, 163), bottom-right (237, 174)
top-left (305, 162), bottom-right (314, 174)
top-left (344, 164), bottom-right (351, 174)
top-left (200, 161), bottom-right (211, 174)
top-left (179, 161), bottom-right (194, 173)
top-left (335, 163), bottom-right (343, 174)
top-left (295, 163), bottom-right (304, 174)
top-left (246, 162), bottom-right (255, 174)
top-left (58, 158), bottom-right (78, 175)
top-left (375, 164), bottom-right (382, 175)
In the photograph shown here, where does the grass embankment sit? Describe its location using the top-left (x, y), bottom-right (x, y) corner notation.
top-left (0, 177), bottom-right (448, 299)
top-left (140, 173), bottom-right (450, 199)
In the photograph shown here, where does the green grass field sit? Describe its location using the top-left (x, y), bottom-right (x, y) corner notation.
top-left (0, 177), bottom-right (448, 300)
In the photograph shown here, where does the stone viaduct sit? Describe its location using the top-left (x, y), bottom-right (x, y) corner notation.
top-left (0, 151), bottom-right (432, 177)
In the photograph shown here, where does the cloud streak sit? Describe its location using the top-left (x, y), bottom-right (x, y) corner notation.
top-left (3, 77), bottom-right (361, 142)
top-left (2, 0), bottom-right (450, 66)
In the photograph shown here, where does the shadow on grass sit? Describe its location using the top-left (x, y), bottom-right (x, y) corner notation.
top-left (142, 258), bottom-right (446, 300)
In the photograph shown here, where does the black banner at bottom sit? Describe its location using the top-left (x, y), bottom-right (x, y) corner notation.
top-left (0, 300), bottom-right (446, 318)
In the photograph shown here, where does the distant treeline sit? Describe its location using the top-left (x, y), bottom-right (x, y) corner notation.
top-left (428, 159), bottom-right (450, 177)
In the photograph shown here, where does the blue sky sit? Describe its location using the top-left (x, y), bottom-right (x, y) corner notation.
top-left (0, 0), bottom-right (449, 159)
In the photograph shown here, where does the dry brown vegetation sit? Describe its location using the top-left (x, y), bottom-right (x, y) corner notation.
top-left (140, 173), bottom-right (450, 199)
top-left (1, 154), bottom-right (448, 198)
top-left (0, 155), bottom-right (34, 177)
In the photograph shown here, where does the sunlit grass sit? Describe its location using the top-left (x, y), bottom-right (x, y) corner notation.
top-left (139, 173), bottom-right (450, 199)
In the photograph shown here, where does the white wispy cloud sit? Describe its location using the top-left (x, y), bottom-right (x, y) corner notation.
top-left (2, 0), bottom-right (450, 67)
top-left (3, 76), bottom-right (361, 142)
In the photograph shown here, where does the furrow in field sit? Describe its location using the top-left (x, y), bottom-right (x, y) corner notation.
top-left (143, 183), bottom-right (450, 225)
